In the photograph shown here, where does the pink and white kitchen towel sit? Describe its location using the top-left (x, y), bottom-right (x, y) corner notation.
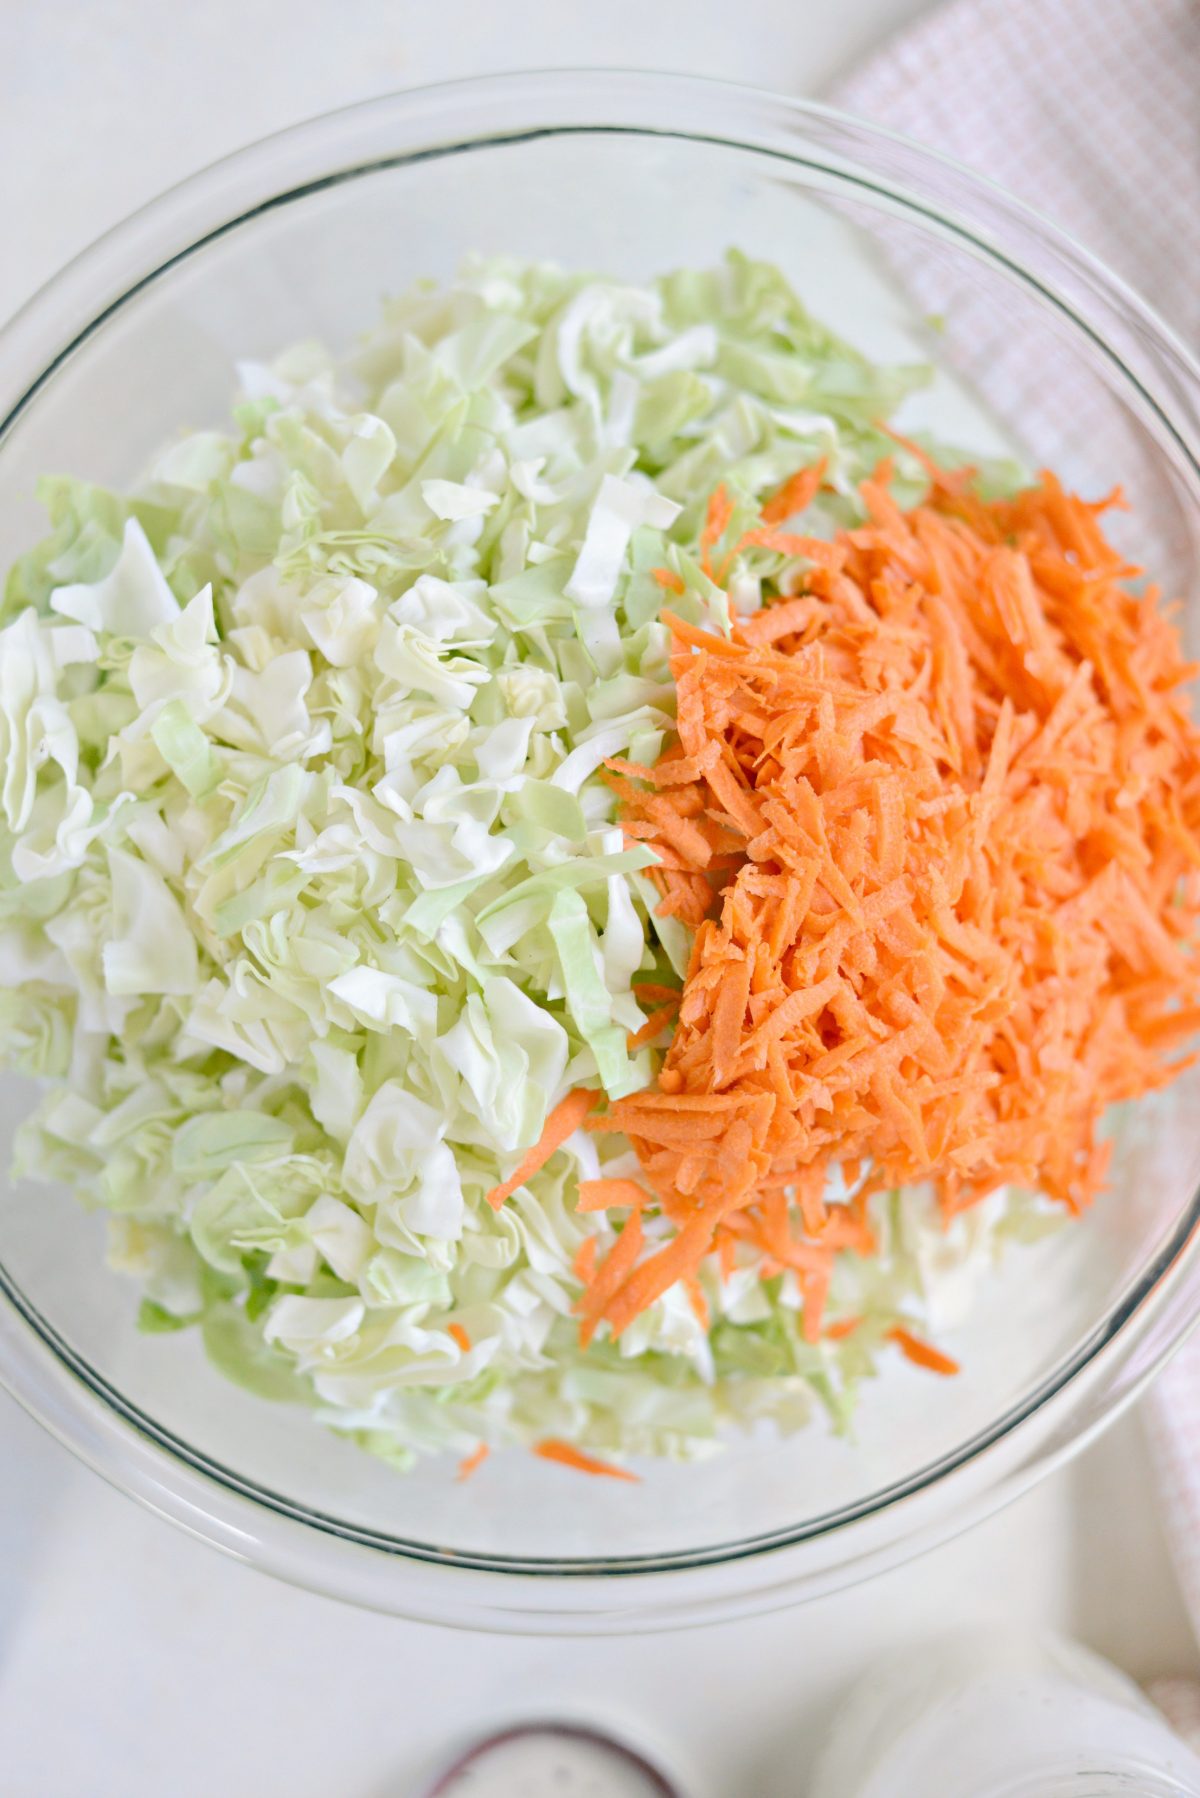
top-left (835, 0), bottom-right (1198, 355)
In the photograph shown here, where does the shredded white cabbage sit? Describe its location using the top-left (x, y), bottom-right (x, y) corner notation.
top-left (0, 253), bottom-right (1018, 1470)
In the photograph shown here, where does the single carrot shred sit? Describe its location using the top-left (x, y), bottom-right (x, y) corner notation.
top-left (652, 567), bottom-right (685, 594)
top-left (581, 457), bottom-right (1200, 1345)
top-left (633, 981), bottom-right (686, 1004)
top-left (533, 1439), bottom-right (640, 1482)
top-left (683, 1272), bottom-right (710, 1328)
top-left (627, 1001), bottom-right (681, 1051)
top-left (888, 1325), bottom-right (960, 1377)
top-left (761, 456), bottom-right (828, 524)
top-left (447, 1322), bottom-right (472, 1353)
top-left (486, 1089), bottom-right (600, 1210)
top-left (825, 1316), bottom-right (864, 1341)
top-left (699, 485), bottom-right (734, 579)
top-left (576, 1179), bottom-right (649, 1213)
top-left (573, 1236), bottom-right (598, 1283)
top-left (457, 1443), bottom-right (489, 1481)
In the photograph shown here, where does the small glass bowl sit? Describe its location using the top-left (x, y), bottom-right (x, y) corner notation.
top-left (1, 71), bottom-right (1199, 1634)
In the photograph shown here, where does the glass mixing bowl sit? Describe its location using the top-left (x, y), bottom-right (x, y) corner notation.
top-left (1, 70), bottom-right (1199, 1635)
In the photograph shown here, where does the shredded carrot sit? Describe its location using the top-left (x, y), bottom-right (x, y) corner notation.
top-left (604, 1216), bottom-right (717, 1340)
top-left (447, 1323), bottom-right (472, 1353)
top-left (627, 1001), bottom-right (681, 1051)
top-left (486, 1089), bottom-right (600, 1210)
top-left (761, 456), bottom-right (828, 524)
top-left (652, 567), bottom-right (685, 594)
top-left (457, 1443), bottom-right (489, 1481)
top-left (577, 1210), bottom-right (645, 1347)
top-left (577, 457), bottom-right (1200, 1344)
top-left (888, 1325), bottom-right (960, 1377)
top-left (699, 485), bottom-right (734, 579)
top-left (576, 1179), bottom-right (649, 1213)
top-left (573, 1236), bottom-right (598, 1282)
top-left (633, 981), bottom-right (686, 1004)
top-left (533, 1439), bottom-right (640, 1482)
top-left (825, 1316), bottom-right (864, 1341)
top-left (683, 1272), bottom-right (710, 1328)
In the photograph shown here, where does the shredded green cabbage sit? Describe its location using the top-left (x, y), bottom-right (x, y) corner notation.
top-left (0, 253), bottom-right (1016, 1469)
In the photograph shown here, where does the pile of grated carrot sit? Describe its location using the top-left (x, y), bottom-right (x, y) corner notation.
top-left (492, 452), bottom-right (1200, 1359)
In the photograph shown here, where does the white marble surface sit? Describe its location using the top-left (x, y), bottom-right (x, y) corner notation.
top-left (1, 2), bottom-right (1197, 1792)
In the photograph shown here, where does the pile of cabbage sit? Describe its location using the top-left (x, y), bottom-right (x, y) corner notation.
top-left (0, 254), bottom-right (1030, 1469)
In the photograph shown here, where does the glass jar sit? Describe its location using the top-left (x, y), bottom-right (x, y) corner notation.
top-left (810, 1630), bottom-right (1200, 1798)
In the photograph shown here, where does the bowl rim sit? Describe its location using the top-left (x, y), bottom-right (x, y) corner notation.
top-left (2, 67), bottom-right (1199, 1622)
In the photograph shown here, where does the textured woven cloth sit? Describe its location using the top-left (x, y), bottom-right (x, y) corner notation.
top-left (835, 0), bottom-right (1200, 1638)
top-left (836, 0), bottom-right (1198, 352)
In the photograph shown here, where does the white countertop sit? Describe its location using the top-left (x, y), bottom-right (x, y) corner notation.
top-left (2, 2), bottom-right (1197, 1792)
top-left (0, 1389), bottom-right (1194, 1797)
